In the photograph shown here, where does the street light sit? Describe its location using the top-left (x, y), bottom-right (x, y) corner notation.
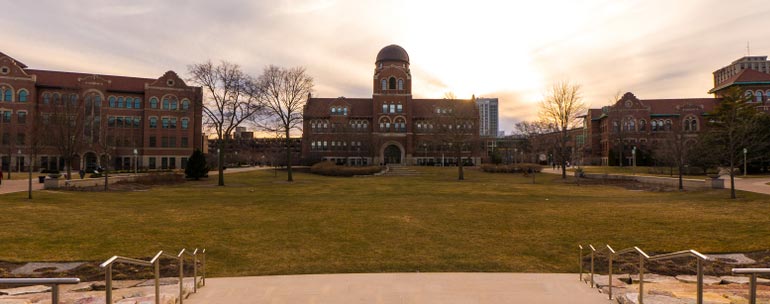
top-left (133, 148), bottom-right (138, 175)
top-left (17, 149), bottom-right (22, 173)
top-left (513, 148), bottom-right (518, 165)
top-left (744, 148), bottom-right (748, 177)
top-left (632, 146), bottom-right (637, 175)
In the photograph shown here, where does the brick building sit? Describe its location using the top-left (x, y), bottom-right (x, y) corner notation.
top-left (302, 45), bottom-right (482, 166)
top-left (580, 56), bottom-right (770, 166)
top-left (0, 52), bottom-right (203, 172)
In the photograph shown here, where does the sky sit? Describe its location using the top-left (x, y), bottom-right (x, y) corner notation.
top-left (3, 0), bottom-right (770, 134)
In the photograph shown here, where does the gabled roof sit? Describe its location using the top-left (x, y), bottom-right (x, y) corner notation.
top-left (0, 51), bottom-right (27, 68)
top-left (25, 69), bottom-right (154, 92)
top-left (710, 69), bottom-right (770, 93)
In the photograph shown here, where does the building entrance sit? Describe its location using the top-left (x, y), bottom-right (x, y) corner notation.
top-left (384, 145), bottom-right (402, 165)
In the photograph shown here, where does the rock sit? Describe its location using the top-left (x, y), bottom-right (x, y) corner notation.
top-left (135, 277), bottom-right (179, 287)
top-left (0, 285), bottom-right (51, 296)
top-left (707, 253), bottom-right (756, 265)
top-left (89, 280), bottom-right (143, 291)
top-left (617, 293), bottom-right (693, 304)
top-left (623, 273), bottom-right (678, 284)
top-left (599, 285), bottom-right (627, 297)
top-left (0, 299), bottom-right (32, 304)
top-left (10, 262), bottom-right (84, 275)
top-left (592, 274), bottom-right (627, 288)
top-left (66, 282), bottom-right (95, 292)
top-left (720, 275), bottom-right (770, 285)
top-left (676, 275), bottom-right (722, 285)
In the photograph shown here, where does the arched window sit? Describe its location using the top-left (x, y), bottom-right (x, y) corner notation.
top-left (150, 97), bottom-right (159, 109)
top-left (395, 118), bottom-right (406, 132)
top-left (109, 96), bottom-right (116, 108)
top-left (163, 98), bottom-right (170, 109)
top-left (398, 79), bottom-right (404, 90)
top-left (17, 90), bottom-right (27, 102)
top-left (757, 91), bottom-right (764, 103)
top-left (639, 119), bottom-right (646, 131)
top-left (664, 119), bottom-right (672, 131)
top-left (181, 118), bottom-right (189, 129)
top-left (170, 98), bottom-right (178, 110)
top-left (181, 99), bottom-right (190, 110)
top-left (117, 97), bottom-right (124, 108)
top-left (389, 77), bottom-right (396, 90)
top-left (126, 97), bottom-right (133, 109)
top-left (683, 116), bottom-right (698, 132)
top-left (651, 120), bottom-right (657, 131)
top-left (43, 93), bottom-right (50, 104)
top-left (381, 79), bottom-right (387, 91)
top-left (149, 117), bottom-right (158, 128)
top-left (612, 120), bottom-right (619, 133)
top-left (3, 88), bottom-right (12, 101)
top-left (745, 90), bottom-right (754, 101)
top-left (628, 119), bottom-right (635, 131)
top-left (52, 93), bottom-right (60, 104)
top-left (379, 117), bottom-right (391, 131)
top-left (134, 98), bottom-right (141, 109)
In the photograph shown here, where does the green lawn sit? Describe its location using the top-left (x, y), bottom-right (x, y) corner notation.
top-left (0, 167), bottom-right (768, 277)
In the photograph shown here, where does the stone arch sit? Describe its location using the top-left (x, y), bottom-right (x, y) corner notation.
top-left (380, 141), bottom-right (405, 165)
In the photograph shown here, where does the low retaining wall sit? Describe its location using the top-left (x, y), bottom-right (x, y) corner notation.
top-left (44, 175), bottom-right (139, 190)
top-left (583, 173), bottom-right (724, 190)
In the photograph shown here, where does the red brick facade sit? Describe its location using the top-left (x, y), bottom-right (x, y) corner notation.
top-left (0, 52), bottom-right (202, 172)
top-left (302, 45), bottom-right (481, 166)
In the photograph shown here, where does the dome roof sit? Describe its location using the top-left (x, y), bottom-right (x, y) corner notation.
top-left (376, 44), bottom-right (409, 64)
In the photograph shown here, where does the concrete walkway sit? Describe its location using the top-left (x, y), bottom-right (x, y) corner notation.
top-left (186, 273), bottom-right (607, 304)
top-left (542, 167), bottom-right (770, 195)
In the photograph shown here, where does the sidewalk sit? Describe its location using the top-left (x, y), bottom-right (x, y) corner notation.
top-left (186, 273), bottom-right (607, 304)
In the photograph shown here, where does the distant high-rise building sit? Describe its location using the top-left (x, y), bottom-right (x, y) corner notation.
top-left (475, 98), bottom-right (499, 137)
top-left (713, 56), bottom-right (770, 86)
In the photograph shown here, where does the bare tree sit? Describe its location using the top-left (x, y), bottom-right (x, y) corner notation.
top-left (188, 61), bottom-right (263, 186)
top-left (44, 90), bottom-right (86, 180)
top-left (254, 65), bottom-right (313, 182)
top-left (514, 120), bottom-right (552, 163)
top-left (656, 126), bottom-right (693, 191)
top-left (539, 81), bottom-right (586, 179)
top-left (430, 100), bottom-right (479, 180)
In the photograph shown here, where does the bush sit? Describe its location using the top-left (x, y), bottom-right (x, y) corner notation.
top-left (310, 161), bottom-right (383, 177)
top-left (481, 163), bottom-right (543, 174)
top-left (185, 149), bottom-right (209, 180)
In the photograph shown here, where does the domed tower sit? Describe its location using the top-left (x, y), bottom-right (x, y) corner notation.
top-left (373, 44), bottom-right (411, 95)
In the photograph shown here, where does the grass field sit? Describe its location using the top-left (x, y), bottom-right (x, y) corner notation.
top-left (0, 167), bottom-right (768, 277)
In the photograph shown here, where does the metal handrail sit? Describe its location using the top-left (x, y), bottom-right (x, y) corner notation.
top-left (100, 248), bottom-right (206, 304)
top-left (732, 268), bottom-right (770, 304)
top-left (579, 245), bottom-right (708, 304)
top-left (0, 278), bottom-right (80, 304)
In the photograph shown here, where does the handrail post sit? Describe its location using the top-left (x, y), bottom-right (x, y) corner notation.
top-left (608, 252), bottom-right (613, 300)
top-left (52, 284), bottom-right (60, 304)
top-left (579, 245), bottom-right (583, 282)
top-left (696, 258), bottom-right (703, 304)
top-left (639, 254), bottom-right (644, 304)
top-left (590, 248), bottom-right (595, 288)
top-left (749, 274), bottom-right (757, 304)
top-left (106, 264), bottom-right (113, 304)
top-left (193, 251), bottom-right (198, 293)
top-left (154, 259), bottom-right (160, 304)
top-left (179, 256), bottom-right (184, 304)
top-left (202, 250), bottom-right (206, 287)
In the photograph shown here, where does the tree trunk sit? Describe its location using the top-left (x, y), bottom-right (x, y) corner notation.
top-left (285, 129), bottom-right (293, 182)
top-left (65, 159), bottom-right (72, 180)
top-left (730, 158), bottom-right (736, 199)
top-left (457, 154), bottom-right (464, 181)
top-left (561, 158), bottom-right (567, 179)
top-left (28, 157), bottom-right (33, 199)
top-left (218, 140), bottom-right (225, 186)
top-left (678, 164), bottom-right (683, 191)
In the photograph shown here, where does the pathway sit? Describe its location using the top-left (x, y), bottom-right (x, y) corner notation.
top-left (186, 273), bottom-right (607, 304)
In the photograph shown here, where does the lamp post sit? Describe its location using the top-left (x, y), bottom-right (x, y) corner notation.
top-left (632, 146), bottom-right (637, 175)
top-left (17, 149), bottom-right (22, 173)
top-left (133, 148), bottom-right (138, 175)
top-left (27, 150), bottom-right (32, 199)
top-left (744, 148), bottom-right (748, 177)
top-left (514, 148), bottom-right (518, 165)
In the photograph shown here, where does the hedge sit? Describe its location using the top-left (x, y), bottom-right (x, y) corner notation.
top-left (310, 161), bottom-right (384, 177)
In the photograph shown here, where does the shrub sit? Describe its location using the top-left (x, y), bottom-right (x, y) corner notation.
top-left (185, 149), bottom-right (209, 180)
top-left (310, 161), bottom-right (383, 177)
top-left (481, 163), bottom-right (542, 174)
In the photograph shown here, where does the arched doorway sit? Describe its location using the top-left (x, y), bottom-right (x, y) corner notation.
top-left (84, 152), bottom-right (98, 172)
top-left (384, 145), bottom-right (402, 165)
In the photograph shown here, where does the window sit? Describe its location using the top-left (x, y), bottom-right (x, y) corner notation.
top-left (161, 136), bottom-right (169, 147)
top-left (109, 96), bottom-right (116, 107)
top-left (126, 97), bottom-right (133, 109)
top-left (52, 93), bottom-right (60, 104)
top-left (169, 137), bottom-right (176, 147)
top-left (116, 117), bottom-right (124, 128)
top-left (757, 91), bottom-right (764, 103)
top-left (170, 99), bottom-right (178, 110)
top-left (331, 107), bottom-right (336, 114)
top-left (17, 112), bottom-right (26, 124)
top-left (149, 157), bottom-right (157, 169)
top-left (18, 90), bottom-right (27, 102)
top-left (381, 79), bottom-right (387, 91)
top-left (134, 98), bottom-right (141, 109)
top-left (639, 119), bottom-right (646, 131)
top-left (149, 117), bottom-right (158, 128)
top-left (746, 90), bottom-right (754, 101)
top-left (397, 104), bottom-right (403, 113)
top-left (43, 93), bottom-right (50, 104)
top-left (181, 99), bottom-right (189, 110)
top-left (3, 88), bottom-right (11, 101)
top-left (149, 136), bottom-right (157, 147)
top-left (170, 117), bottom-right (177, 129)
top-left (163, 98), bottom-right (169, 109)
top-left (389, 77), bottom-right (396, 90)
top-left (1, 132), bottom-right (7, 144)
top-left (169, 157), bottom-right (176, 169)
top-left (161, 157), bottom-right (168, 169)
top-left (398, 79), bottom-right (403, 90)
top-left (181, 118), bottom-right (189, 129)
top-left (108, 116), bottom-right (116, 127)
top-left (162, 117), bottom-right (169, 128)
top-left (382, 104), bottom-right (387, 113)
top-left (133, 117), bottom-right (140, 128)
top-left (664, 119), bottom-right (672, 131)
top-left (16, 133), bottom-right (24, 145)
top-left (117, 97), bottom-right (124, 108)
top-left (389, 104), bottom-right (395, 113)
top-left (181, 157), bottom-right (188, 169)
top-left (181, 137), bottom-right (189, 148)
top-left (150, 97), bottom-right (159, 109)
